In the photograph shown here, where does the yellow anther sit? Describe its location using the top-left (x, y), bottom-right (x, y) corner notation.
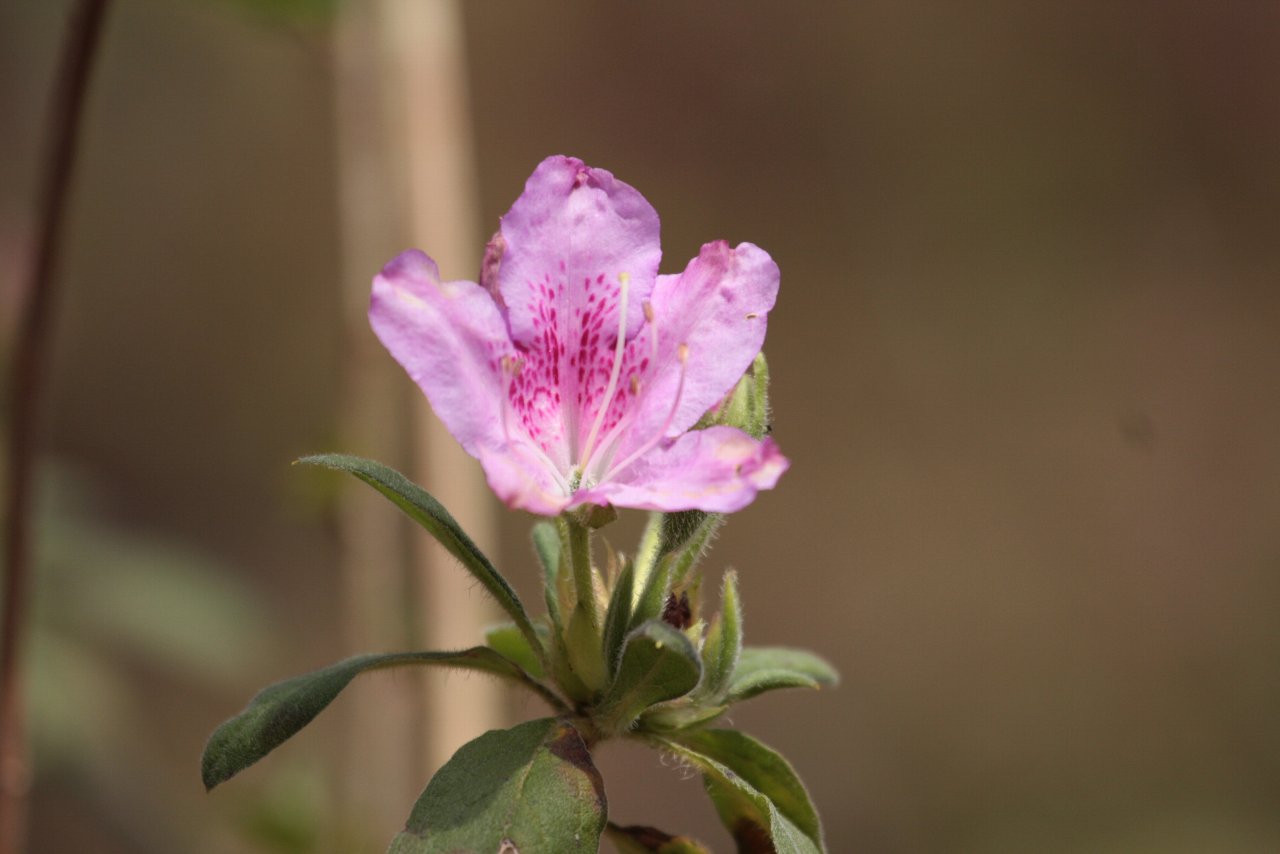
top-left (677, 343), bottom-right (690, 363)
top-left (643, 301), bottom-right (655, 323)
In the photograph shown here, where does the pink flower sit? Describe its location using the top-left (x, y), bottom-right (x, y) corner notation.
top-left (370, 156), bottom-right (788, 515)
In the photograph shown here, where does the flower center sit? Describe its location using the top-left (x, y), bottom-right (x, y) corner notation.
top-left (594, 343), bottom-right (688, 485)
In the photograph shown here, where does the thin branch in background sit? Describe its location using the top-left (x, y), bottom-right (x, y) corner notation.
top-left (1, 1), bottom-right (112, 851)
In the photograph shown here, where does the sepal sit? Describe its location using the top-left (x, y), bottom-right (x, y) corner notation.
top-left (697, 570), bottom-right (742, 701)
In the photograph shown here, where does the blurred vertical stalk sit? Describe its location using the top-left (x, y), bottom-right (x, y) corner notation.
top-left (331, 0), bottom-right (422, 841)
top-left (378, 0), bottom-right (506, 774)
top-left (1, 1), bottom-right (111, 852)
top-left (333, 1), bottom-right (502, 831)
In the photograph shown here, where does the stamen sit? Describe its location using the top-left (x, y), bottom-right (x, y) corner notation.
top-left (598, 343), bottom-right (690, 484)
top-left (580, 271), bottom-right (630, 466)
top-left (499, 355), bottom-right (522, 442)
top-left (579, 299), bottom-right (662, 479)
top-left (643, 301), bottom-right (658, 364)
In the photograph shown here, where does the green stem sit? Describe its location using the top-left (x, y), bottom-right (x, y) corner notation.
top-left (564, 516), bottom-right (598, 628)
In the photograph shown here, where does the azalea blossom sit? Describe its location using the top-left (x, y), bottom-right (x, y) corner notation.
top-left (370, 155), bottom-right (787, 515)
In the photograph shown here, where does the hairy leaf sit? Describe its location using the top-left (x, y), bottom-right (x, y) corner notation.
top-left (656, 732), bottom-right (822, 854)
top-left (638, 700), bottom-right (728, 733)
top-left (600, 621), bottom-right (700, 733)
top-left (699, 570), bottom-right (742, 700)
top-left (387, 718), bottom-right (605, 853)
top-left (606, 822), bottom-right (712, 853)
top-left (298, 454), bottom-right (542, 660)
top-left (485, 622), bottom-right (546, 680)
top-left (673, 729), bottom-right (822, 847)
top-left (601, 558), bottom-right (637, 677)
top-left (203, 649), bottom-right (556, 790)
top-left (566, 601), bottom-right (608, 692)
top-left (629, 558), bottom-right (672, 633)
top-left (728, 647), bottom-right (838, 702)
top-left (531, 520), bottom-right (563, 630)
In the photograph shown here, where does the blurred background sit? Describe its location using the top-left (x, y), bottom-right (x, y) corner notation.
top-left (3, 0), bottom-right (1280, 851)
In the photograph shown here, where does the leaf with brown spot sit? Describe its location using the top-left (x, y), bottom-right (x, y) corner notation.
top-left (654, 732), bottom-right (823, 854)
top-left (386, 717), bottom-right (605, 854)
top-left (605, 822), bottom-right (713, 853)
top-left (674, 729), bottom-right (823, 846)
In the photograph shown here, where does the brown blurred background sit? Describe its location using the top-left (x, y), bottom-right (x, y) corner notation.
top-left (3, 1), bottom-right (1279, 852)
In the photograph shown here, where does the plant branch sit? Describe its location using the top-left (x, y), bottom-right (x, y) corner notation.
top-left (1, 1), bottom-right (112, 849)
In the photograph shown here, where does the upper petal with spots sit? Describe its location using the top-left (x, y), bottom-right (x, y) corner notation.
top-left (495, 156), bottom-right (662, 466)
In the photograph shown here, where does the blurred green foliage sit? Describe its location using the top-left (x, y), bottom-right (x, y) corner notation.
top-left (32, 464), bottom-right (274, 767)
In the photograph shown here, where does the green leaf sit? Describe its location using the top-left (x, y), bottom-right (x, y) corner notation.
top-left (728, 647), bottom-right (839, 702)
top-left (638, 700), bottom-right (728, 733)
top-left (565, 601), bottom-right (608, 693)
top-left (704, 773), bottom-right (817, 854)
top-left (605, 822), bottom-right (712, 853)
top-left (297, 454), bottom-right (542, 661)
top-left (655, 732), bottom-right (823, 854)
top-left (601, 558), bottom-right (636, 677)
top-left (599, 621), bottom-right (700, 733)
top-left (671, 730), bottom-right (823, 847)
top-left (531, 521), bottom-right (562, 631)
top-left (658, 512), bottom-right (722, 588)
top-left (628, 557), bottom-right (671, 633)
top-left (387, 717), bottom-right (605, 853)
top-left (485, 622), bottom-right (546, 680)
top-left (202, 649), bottom-right (558, 790)
top-left (699, 571), bottom-right (742, 701)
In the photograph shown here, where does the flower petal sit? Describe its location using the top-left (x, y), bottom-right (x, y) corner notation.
top-left (369, 250), bottom-right (513, 457)
top-left (476, 443), bottom-right (572, 516)
top-left (496, 156), bottom-right (662, 462)
top-left (573, 426), bottom-right (789, 513)
top-left (618, 241), bottom-right (780, 458)
top-left (497, 155), bottom-right (661, 344)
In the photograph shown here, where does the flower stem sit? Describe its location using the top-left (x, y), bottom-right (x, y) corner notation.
top-left (564, 516), bottom-right (598, 629)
